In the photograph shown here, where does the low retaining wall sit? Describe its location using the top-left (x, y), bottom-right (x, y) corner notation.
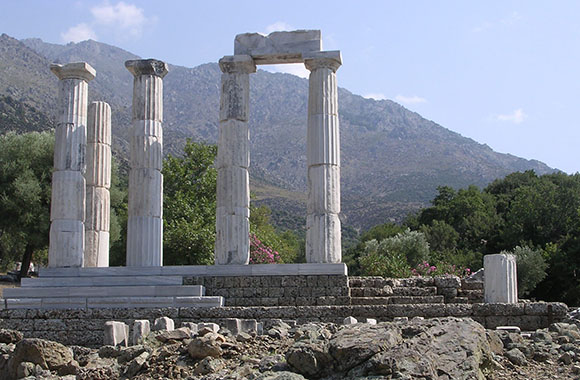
top-left (0, 302), bottom-right (567, 347)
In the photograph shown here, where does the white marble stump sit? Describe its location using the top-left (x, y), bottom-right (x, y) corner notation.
top-left (484, 253), bottom-right (518, 303)
top-left (49, 62), bottom-right (96, 268)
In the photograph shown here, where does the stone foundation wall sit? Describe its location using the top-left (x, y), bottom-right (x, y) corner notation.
top-left (0, 302), bottom-right (567, 347)
top-left (184, 275), bottom-right (350, 306)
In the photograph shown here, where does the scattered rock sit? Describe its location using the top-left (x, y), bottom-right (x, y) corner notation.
top-left (505, 348), bottom-right (527, 365)
top-left (155, 327), bottom-right (191, 342)
top-left (0, 329), bottom-right (22, 344)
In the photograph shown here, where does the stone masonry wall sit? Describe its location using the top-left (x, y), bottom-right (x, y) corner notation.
top-left (0, 302), bottom-right (567, 347)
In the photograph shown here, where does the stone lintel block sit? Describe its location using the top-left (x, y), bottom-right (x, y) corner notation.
top-left (54, 122), bottom-right (86, 171)
top-left (225, 318), bottom-right (241, 334)
top-left (217, 166), bottom-right (249, 210)
top-left (215, 214), bottom-right (250, 265)
top-left (133, 119), bottom-right (163, 137)
top-left (131, 75), bottom-right (164, 122)
top-left (219, 55), bottom-right (257, 74)
top-left (197, 322), bottom-right (219, 333)
top-left (234, 30), bottom-right (321, 64)
top-left (126, 216), bottom-right (163, 266)
top-left (84, 230), bottom-right (110, 268)
top-left (86, 143), bottom-right (111, 187)
top-left (153, 316), bottom-right (175, 331)
top-left (304, 51), bottom-right (342, 72)
top-left (219, 68), bottom-right (251, 122)
top-left (130, 135), bottom-right (163, 170)
top-left (51, 62), bottom-right (96, 81)
top-left (306, 213), bottom-right (341, 263)
top-left (49, 220), bottom-right (84, 268)
top-left (51, 171), bottom-right (85, 221)
top-left (87, 101), bottom-right (111, 144)
top-left (86, 186), bottom-right (110, 230)
top-left (484, 254), bottom-right (518, 303)
top-left (128, 168), bottom-right (163, 217)
top-left (132, 320), bottom-right (151, 345)
top-left (6, 298), bottom-right (42, 309)
top-left (104, 321), bottom-right (129, 347)
top-left (307, 165), bottom-right (340, 214)
top-left (125, 59), bottom-right (168, 78)
top-left (217, 119), bottom-right (250, 169)
top-left (240, 319), bottom-right (257, 334)
top-left (307, 115), bottom-right (340, 166)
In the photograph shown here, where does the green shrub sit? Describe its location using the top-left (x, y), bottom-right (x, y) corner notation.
top-left (502, 245), bottom-right (548, 296)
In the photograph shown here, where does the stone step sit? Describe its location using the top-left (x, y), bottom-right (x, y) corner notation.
top-left (2, 295), bottom-right (224, 310)
top-left (3, 285), bottom-right (205, 299)
top-left (38, 263), bottom-right (348, 277)
top-left (21, 275), bottom-right (184, 288)
top-left (351, 295), bottom-right (445, 305)
top-left (348, 277), bottom-right (399, 288)
top-left (392, 286), bottom-right (438, 296)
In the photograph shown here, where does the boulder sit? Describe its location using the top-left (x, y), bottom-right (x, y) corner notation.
top-left (187, 332), bottom-right (226, 359)
top-left (0, 329), bottom-right (23, 344)
top-left (8, 338), bottom-right (75, 378)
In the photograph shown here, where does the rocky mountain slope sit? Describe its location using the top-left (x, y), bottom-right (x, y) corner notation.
top-left (0, 33), bottom-right (554, 230)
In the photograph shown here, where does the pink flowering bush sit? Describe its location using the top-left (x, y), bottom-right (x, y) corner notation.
top-left (411, 260), bottom-right (471, 278)
top-left (249, 234), bottom-right (282, 264)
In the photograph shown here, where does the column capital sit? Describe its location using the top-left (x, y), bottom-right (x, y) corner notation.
top-left (50, 62), bottom-right (96, 82)
top-left (304, 51), bottom-right (342, 73)
top-left (219, 55), bottom-right (256, 74)
top-left (125, 59), bottom-right (169, 78)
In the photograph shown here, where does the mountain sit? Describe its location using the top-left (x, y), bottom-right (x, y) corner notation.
top-left (0, 33), bottom-right (554, 230)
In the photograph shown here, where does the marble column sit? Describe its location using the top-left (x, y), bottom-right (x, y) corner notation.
top-left (85, 101), bottom-right (111, 267)
top-left (125, 59), bottom-right (168, 266)
top-left (484, 254), bottom-right (518, 303)
top-left (215, 55), bottom-right (256, 265)
top-left (304, 51), bottom-right (342, 263)
top-left (48, 62), bottom-right (96, 268)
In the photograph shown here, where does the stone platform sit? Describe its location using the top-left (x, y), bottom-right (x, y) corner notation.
top-left (0, 264), bottom-right (347, 310)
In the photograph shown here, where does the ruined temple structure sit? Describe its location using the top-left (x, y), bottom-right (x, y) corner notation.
top-left (216, 30), bottom-right (343, 265)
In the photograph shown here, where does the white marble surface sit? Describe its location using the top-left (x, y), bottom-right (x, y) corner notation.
top-left (234, 30), bottom-right (321, 64)
top-left (484, 254), bottom-right (518, 303)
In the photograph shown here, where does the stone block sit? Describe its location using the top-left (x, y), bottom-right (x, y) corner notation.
top-left (446, 304), bottom-right (473, 317)
top-left (84, 230), bottom-right (110, 268)
top-left (197, 323), bottom-right (219, 333)
top-left (343, 316), bottom-right (357, 324)
top-left (307, 165), bottom-right (340, 214)
top-left (87, 101), bottom-right (112, 144)
top-left (129, 73), bottom-right (164, 121)
top-left (219, 67), bottom-right (252, 122)
top-left (130, 135), bottom-right (163, 170)
top-left (306, 213), bottom-right (341, 263)
top-left (181, 322), bottom-right (198, 335)
top-left (85, 187), bottom-right (110, 230)
top-left (215, 213), bottom-right (249, 265)
top-left (133, 119), bottom-right (162, 137)
top-left (53, 122), bottom-right (86, 171)
top-left (256, 322), bottom-right (263, 335)
top-left (128, 168), bottom-right (163, 217)
top-left (216, 119), bottom-right (250, 169)
top-left (132, 320), bottom-right (150, 345)
top-left (153, 317), bottom-right (174, 331)
top-left (240, 319), bottom-right (257, 335)
top-left (472, 303), bottom-right (525, 317)
top-left (307, 116), bottom-right (340, 168)
top-left (234, 30), bottom-right (322, 64)
top-left (50, 170), bottom-right (85, 220)
top-left (126, 216), bottom-right (162, 266)
top-left (216, 166), bottom-right (249, 213)
top-left (434, 276), bottom-right (461, 288)
top-left (224, 318), bottom-right (241, 335)
top-left (48, 220), bottom-right (84, 268)
top-left (86, 144), bottom-right (111, 187)
top-left (104, 321), bottom-right (129, 347)
top-left (484, 254), bottom-right (518, 303)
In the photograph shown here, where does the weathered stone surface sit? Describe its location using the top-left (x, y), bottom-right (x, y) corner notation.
top-left (132, 320), bottom-right (150, 345)
top-left (103, 321), bottom-right (128, 347)
top-left (153, 317), bottom-right (174, 331)
top-left (155, 327), bottom-right (191, 342)
top-left (8, 338), bottom-right (75, 377)
top-left (484, 254), bottom-right (518, 303)
top-left (0, 329), bottom-right (22, 344)
top-left (234, 30), bottom-right (321, 64)
top-left (188, 332), bottom-right (225, 359)
top-left (306, 213), bottom-right (341, 263)
top-left (48, 220), bottom-right (84, 268)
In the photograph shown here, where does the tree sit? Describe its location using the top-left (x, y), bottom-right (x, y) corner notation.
top-left (163, 140), bottom-right (217, 265)
top-left (503, 245), bottom-right (548, 297)
top-left (0, 132), bottom-right (53, 276)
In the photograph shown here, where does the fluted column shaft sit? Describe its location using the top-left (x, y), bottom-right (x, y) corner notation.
top-left (125, 59), bottom-right (168, 266)
top-left (85, 101), bottom-right (111, 267)
top-left (48, 62), bottom-right (96, 268)
top-left (304, 52), bottom-right (342, 263)
top-left (215, 55), bottom-right (256, 265)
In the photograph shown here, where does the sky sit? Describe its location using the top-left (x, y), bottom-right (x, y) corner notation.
top-left (2, 0), bottom-right (580, 173)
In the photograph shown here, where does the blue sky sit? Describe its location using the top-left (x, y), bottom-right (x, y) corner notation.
top-left (2, 1), bottom-right (580, 173)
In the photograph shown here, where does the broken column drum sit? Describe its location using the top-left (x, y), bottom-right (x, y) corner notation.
top-left (85, 101), bottom-right (112, 267)
top-left (48, 62), bottom-right (96, 268)
top-left (215, 55), bottom-right (256, 265)
top-left (125, 59), bottom-right (168, 266)
top-left (305, 53), bottom-right (342, 263)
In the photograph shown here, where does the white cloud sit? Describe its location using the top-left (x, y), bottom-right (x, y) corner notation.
top-left (262, 64), bottom-right (309, 78)
top-left (395, 95), bottom-right (427, 105)
top-left (265, 21), bottom-right (294, 34)
top-left (497, 108), bottom-right (527, 124)
top-left (473, 11), bottom-right (523, 33)
top-left (91, 2), bottom-right (148, 37)
top-left (363, 93), bottom-right (387, 101)
top-left (61, 23), bottom-right (97, 43)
